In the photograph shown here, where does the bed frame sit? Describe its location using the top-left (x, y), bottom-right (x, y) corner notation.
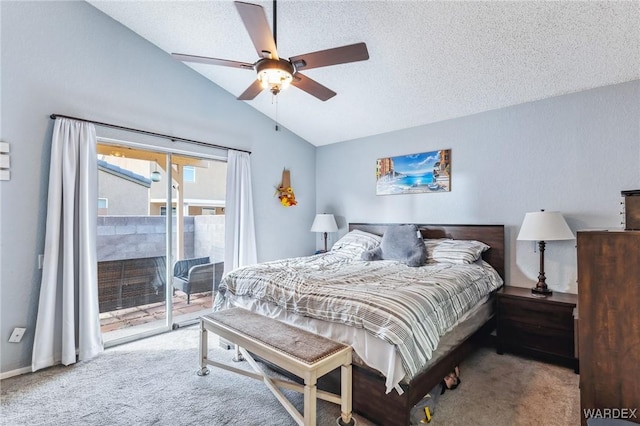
top-left (336, 223), bottom-right (506, 426)
top-left (258, 223), bottom-right (505, 426)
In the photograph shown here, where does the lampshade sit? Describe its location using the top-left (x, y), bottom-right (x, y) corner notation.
top-left (310, 214), bottom-right (338, 233)
top-left (517, 211), bottom-right (574, 241)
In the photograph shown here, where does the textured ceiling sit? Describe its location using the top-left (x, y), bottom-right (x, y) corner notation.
top-left (88, 1), bottom-right (639, 146)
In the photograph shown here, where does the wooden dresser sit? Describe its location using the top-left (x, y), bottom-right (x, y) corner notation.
top-left (577, 230), bottom-right (640, 425)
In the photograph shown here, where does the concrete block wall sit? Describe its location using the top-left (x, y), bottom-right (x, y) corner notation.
top-left (193, 215), bottom-right (225, 263)
top-left (97, 215), bottom-right (224, 262)
top-left (97, 216), bottom-right (167, 261)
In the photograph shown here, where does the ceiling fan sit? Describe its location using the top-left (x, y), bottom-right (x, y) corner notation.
top-left (172, 1), bottom-right (369, 101)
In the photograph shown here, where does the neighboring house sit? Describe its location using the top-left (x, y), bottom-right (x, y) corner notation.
top-left (97, 156), bottom-right (227, 216)
top-left (148, 159), bottom-right (227, 216)
top-left (98, 160), bottom-right (151, 215)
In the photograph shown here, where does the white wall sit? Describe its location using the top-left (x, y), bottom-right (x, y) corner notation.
top-left (0, 1), bottom-right (316, 374)
top-left (316, 80), bottom-right (640, 294)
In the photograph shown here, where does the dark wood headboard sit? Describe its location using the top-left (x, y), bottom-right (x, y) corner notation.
top-left (348, 223), bottom-right (505, 279)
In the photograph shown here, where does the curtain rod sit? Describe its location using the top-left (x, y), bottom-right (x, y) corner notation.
top-left (49, 114), bottom-right (251, 155)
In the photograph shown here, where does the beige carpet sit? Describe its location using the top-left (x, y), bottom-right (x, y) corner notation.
top-left (0, 326), bottom-right (579, 426)
top-left (432, 347), bottom-right (580, 425)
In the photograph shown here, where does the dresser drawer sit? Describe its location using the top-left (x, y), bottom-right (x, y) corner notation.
top-left (501, 321), bottom-right (574, 358)
top-left (499, 297), bottom-right (574, 331)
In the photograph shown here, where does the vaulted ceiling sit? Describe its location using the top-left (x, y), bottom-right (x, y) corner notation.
top-left (88, 1), bottom-right (639, 146)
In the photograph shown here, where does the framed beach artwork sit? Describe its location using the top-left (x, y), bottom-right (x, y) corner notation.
top-left (376, 149), bottom-right (451, 195)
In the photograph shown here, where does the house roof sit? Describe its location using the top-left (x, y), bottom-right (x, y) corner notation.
top-left (88, 1), bottom-right (640, 146)
top-left (98, 160), bottom-right (152, 188)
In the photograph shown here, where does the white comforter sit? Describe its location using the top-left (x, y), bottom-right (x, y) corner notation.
top-left (214, 252), bottom-right (503, 391)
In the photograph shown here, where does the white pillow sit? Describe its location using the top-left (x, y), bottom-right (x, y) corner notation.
top-left (332, 230), bottom-right (382, 257)
top-left (431, 239), bottom-right (490, 264)
top-left (423, 238), bottom-right (453, 261)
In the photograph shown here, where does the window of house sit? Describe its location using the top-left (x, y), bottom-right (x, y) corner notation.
top-left (183, 166), bottom-right (195, 183)
top-left (160, 206), bottom-right (177, 216)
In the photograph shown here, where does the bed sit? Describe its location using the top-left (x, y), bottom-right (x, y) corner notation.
top-left (213, 223), bottom-right (505, 426)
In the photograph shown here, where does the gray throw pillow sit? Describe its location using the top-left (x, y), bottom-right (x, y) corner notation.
top-left (361, 224), bottom-right (427, 267)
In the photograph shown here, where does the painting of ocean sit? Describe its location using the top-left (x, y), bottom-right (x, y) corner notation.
top-left (376, 149), bottom-right (451, 195)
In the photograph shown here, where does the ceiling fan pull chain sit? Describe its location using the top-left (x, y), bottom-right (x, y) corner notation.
top-left (274, 94), bottom-right (279, 131)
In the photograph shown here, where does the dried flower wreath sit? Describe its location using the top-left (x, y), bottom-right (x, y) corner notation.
top-left (276, 169), bottom-right (297, 207)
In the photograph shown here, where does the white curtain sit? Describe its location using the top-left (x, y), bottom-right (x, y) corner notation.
top-left (32, 118), bottom-right (103, 372)
top-left (224, 150), bottom-right (257, 274)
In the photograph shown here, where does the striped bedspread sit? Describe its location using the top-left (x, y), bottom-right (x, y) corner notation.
top-left (213, 252), bottom-right (503, 379)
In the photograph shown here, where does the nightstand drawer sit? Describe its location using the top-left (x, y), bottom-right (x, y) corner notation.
top-left (501, 321), bottom-right (574, 358)
top-left (499, 297), bottom-right (573, 331)
top-left (496, 287), bottom-right (577, 371)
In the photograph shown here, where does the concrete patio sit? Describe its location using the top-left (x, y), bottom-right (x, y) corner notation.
top-left (100, 291), bottom-right (213, 334)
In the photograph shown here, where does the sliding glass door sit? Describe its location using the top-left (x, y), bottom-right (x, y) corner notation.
top-left (96, 142), bottom-right (226, 344)
top-left (165, 152), bottom-right (226, 327)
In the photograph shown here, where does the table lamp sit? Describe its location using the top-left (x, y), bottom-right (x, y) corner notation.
top-left (310, 214), bottom-right (338, 252)
top-left (517, 210), bottom-right (574, 295)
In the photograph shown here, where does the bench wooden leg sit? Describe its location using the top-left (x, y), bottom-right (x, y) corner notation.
top-left (303, 372), bottom-right (317, 426)
top-left (197, 319), bottom-right (210, 376)
top-left (338, 363), bottom-right (354, 426)
top-left (233, 343), bottom-right (244, 362)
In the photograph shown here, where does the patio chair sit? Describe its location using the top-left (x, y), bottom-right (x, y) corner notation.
top-left (172, 256), bottom-right (220, 304)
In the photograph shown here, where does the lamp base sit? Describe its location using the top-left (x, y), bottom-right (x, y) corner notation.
top-left (531, 286), bottom-right (553, 296)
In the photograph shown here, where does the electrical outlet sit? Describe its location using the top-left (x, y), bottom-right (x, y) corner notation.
top-left (9, 327), bottom-right (26, 343)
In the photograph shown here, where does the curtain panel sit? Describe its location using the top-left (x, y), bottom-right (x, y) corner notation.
top-left (32, 118), bottom-right (103, 372)
top-left (224, 150), bottom-right (257, 274)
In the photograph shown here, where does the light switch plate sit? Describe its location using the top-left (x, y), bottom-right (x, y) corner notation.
top-left (9, 327), bottom-right (26, 343)
top-left (0, 154), bottom-right (10, 168)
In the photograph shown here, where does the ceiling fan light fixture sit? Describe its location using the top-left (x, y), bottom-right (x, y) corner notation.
top-left (256, 58), bottom-right (294, 95)
top-left (174, 2), bottom-right (369, 101)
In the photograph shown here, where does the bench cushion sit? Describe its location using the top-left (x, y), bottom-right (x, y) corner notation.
top-left (205, 308), bottom-right (348, 365)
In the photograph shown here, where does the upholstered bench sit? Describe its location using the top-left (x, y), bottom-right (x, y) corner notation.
top-left (199, 308), bottom-right (354, 426)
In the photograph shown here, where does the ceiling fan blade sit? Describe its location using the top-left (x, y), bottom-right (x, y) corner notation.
top-left (289, 42), bottom-right (369, 71)
top-left (291, 73), bottom-right (336, 101)
top-left (171, 53), bottom-right (254, 69)
top-left (234, 1), bottom-right (279, 60)
top-left (238, 79), bottom-right (264, 101)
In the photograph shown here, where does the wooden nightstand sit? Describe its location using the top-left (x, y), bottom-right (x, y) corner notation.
top-left (496, 286), bottom-right (578, 372)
